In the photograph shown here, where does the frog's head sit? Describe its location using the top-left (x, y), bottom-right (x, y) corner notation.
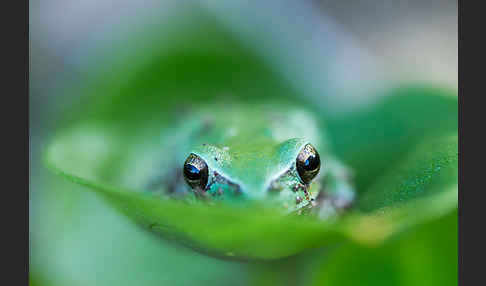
top-left (182, 138), bottom-right (322, 213)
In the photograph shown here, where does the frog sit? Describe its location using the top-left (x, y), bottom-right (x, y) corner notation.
top-left (146, 100), bottom-right (355, 218)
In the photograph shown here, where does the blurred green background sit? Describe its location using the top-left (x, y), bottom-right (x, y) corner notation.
top-left (30, 1), bottom-right (457, 285)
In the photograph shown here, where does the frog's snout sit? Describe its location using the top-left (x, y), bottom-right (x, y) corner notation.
top-left (266, 174), bottom-right (321, 212)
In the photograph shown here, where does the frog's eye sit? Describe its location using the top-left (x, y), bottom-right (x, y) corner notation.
top-left (296, 143), bottom-right (321, 184)
top-left (183, 153), bottom-right (209, 190)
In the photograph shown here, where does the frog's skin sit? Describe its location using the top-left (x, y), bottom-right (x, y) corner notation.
top-left (147, 101), bottom-right (355, 218)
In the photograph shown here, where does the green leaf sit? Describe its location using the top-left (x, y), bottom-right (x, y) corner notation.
top-left (45, 129), bottom-right (457, 260)
top-left (358, 134), bottom-right (458, 212)
top-left (45, 161), bottom-right (344, 260)
top-left (326, 87), bottom-right (457, 192)
top-left (250, 207), bottom-right (457, 286)
top-left (308, 209), bottom-right (457, 286)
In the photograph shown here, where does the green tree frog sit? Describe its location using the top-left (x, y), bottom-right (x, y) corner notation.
top-left (148, 101), bottom-right (355, 218)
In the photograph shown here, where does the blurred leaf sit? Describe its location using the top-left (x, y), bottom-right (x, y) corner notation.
top-left (308, 209), bottom-right (457, 286)
top-left (250, 207), bottom-right (457, 286)
top-left (61, 13), bottom-right (299, 129)
top-left (358, 134), bottom-right (458, 212)
top-left (30, 175), bottom-right (252, 286)
top-left (326, 87), bottom-right (457, 192)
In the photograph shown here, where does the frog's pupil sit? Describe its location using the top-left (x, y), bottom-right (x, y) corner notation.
top-left (184, 164), bottom-right (201, 180)
top-left (304, 154), bottom-right (320, 171)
